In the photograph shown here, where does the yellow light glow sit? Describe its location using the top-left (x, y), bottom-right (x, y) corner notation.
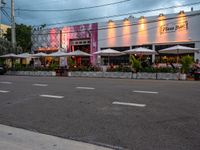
top-left (156, 15), bottom-right (168, 42)
top-left (122, 19), bottom-right (131, 45)
top-left (137, 17), bottom-right (148, 45)
top-left (176, 12), bottom-right (188, 41)
top-left (107, 21), bottom-right (116, 46)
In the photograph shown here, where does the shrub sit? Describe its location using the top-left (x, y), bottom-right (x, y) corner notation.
top-left (68, 65), bottom-right (101, 72)
top-left (181, 55), bottom-right (193, 74)
top-left (107, 66), bottom-right (132, 72)
top-left (129, 55), bottom-right (142, 72)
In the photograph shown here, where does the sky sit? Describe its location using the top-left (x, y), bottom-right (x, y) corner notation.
top-left (1, 0), bottom-right (200, 27)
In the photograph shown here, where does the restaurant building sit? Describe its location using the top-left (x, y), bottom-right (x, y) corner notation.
top-left (32, 10), bottom-right (200, 65)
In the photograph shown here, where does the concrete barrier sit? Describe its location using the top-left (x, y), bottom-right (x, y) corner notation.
top-left (6, 71), bottom-right (56, 77)
top-left (6, 71), bottom-right (183, 80)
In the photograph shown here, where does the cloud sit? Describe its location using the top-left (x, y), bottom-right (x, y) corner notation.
top-left (1, 0), bottom-right (199, 26)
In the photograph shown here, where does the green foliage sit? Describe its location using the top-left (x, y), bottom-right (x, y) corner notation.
top-left (129, 55), bottom-right (142, 72)
top-left (67, 57), bottom-right (75, 67)
top-left (107, 66), bottom-right (132, 72)
top-left (4, 24), bottom-right (32, 52)
top-left (140, 67), bottom-right (178, 73)
top-left (0, 38), bottom-right (22, 55)
top-left (180, 55), bottom-right (193, 74)
top-left (69, 65), bottom-right (101, 71)
top-left (49, 63), bottom-right (59, 70)
top-left (140, 67), bottom-right (156, 73)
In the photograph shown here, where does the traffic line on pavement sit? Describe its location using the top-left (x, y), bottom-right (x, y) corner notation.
top-left (112, 101), bottom-right (146, 107)
top-left (133, 90), bottom-right (158, 94)
top-left (33, 84), bottom-right (48, 87)
top-left (76, 87), bottom-right (95, 90)
top-left (40, 94), bottom-right (64, 99)
top-left (0, 82), bottom-right (12, 84)
top-left (0, 90), bottom-right (10, 93)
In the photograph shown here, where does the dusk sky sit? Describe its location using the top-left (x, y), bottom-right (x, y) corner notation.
top-left (1, 0), bottom-right (200, 27)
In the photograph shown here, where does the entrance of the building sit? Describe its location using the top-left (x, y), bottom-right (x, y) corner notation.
top-left (70, 39), bottom-right (91, 66)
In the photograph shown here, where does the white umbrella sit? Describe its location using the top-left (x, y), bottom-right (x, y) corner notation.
top-left (93, 48), bottom-right (124, 56)
top-left (124, 47), bottom-right (157, 55)
top-left (66, 50), bottom-right (91, 56)
top-left (159, 45), bottom-right (199, 54)
top-left (16, 53), bottom-right (33, 58)
top-left (159, 45), bottom-right (199, 63)
top-left (48, 51), bottom-right (68, 57)
top-left (0, 53), bottom-right (18, 58)
top-left (32, 52), bottom-right (48, 57)
top-left (0, 53), bottom-right (18, 68)
top-left (93, 49), bottom-right (124, 65)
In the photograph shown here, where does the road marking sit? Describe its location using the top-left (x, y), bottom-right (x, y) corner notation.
top-left (76, 87), bottom-right (95, 90)
top-left (33, 84), bottom-right (48, 87)
top-left (133, 90), bottom-right (158, 94)
top-left (0, 90), bottom-right (10, 93)
top-left (112, 101), bottom-right (146, 107)
top-left (40, 94), bottom-right (64, 99)
top-left (0, 82), bottom-right (12, 84)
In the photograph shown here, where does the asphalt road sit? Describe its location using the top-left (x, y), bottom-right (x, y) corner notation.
top-left (0, 75), bottom-right (200, 150)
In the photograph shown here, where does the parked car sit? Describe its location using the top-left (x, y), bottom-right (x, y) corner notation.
top-left (0, 65), bottom-right (6, 75)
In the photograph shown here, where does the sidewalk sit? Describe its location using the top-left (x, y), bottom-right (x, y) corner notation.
top-left (0, 124), bottom-right (113, 150)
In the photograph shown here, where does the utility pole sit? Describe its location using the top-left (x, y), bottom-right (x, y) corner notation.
top-left (11, 0), bottom-right (16, 51)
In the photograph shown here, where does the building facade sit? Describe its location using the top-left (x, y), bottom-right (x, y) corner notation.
top-left (32, 10), bottom-right (200, 65)
top-left (98, 10), bottom-right (200, 64)
top-left (32, 23), bottom-right (98, 64)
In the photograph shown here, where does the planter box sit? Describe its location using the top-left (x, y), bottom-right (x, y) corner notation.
top-left (157, 73), bottom-right (179, 80)
top-left (179, 73), bottom-right (187, 80)
top-left (6, 71), bottom-right (56, 77)
top-left (68, 71), bottom-right (132, 79)
top-left (5, 71), bottom-right (183, 80)
top-left (103, 72), bottom-right (132, 79)
top-left (137, 73), bottom-right (157, 79)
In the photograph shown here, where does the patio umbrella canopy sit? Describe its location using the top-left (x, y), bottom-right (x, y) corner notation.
top-left (48, 51), bottom-right (68, 57)
top-left (16, 53), bottom-right (33, 58)
top-left (66, 50), bottom-right (91, 56)
top-left (93, 48), bottom-right (124, 56)
top-left (0, 53), bottom-right (18, 68)
top-left (32, 52), bottom-right (48, 57)
top-left (159, 45), bottom-right (199, 63)
top-left (93, 48), bottom-right (124, 65)
top-left (0, 53), bottom-right (18, 58)
top-left (124, 47), bottom-right (157, 55)
top-left (159, 45), bottom-right (199, 54)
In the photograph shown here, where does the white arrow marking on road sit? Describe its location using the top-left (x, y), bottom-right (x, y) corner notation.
top-left (0, 90), bottom-right (10, 93)
top-left (133, 90), bottom-right (158, 94)
top-left (76, 87), bottom-right (95, 90)
top-left (0, 82), bottom-right (12, 84)
top-left (40, 95), bottom-right (64, 99)
top-left (33, 84), bottom-right (48, 87)
top-left (112, 101), bottom-right (146, 107)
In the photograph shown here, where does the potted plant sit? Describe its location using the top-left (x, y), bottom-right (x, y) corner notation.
top-left (180, 55), bottom-right (193, 80)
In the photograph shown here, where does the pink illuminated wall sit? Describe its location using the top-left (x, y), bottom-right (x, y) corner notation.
top-left (50, 28), bottom-right (58, 48)
top-left (61, 23), bottom-right (98, 64)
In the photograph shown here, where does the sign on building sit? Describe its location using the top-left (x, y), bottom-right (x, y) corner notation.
top-left (160, 21), bottom-right (188, 34)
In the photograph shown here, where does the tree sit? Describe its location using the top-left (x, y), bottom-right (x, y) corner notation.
top-left (4, 24), bottom-right (32, 52)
